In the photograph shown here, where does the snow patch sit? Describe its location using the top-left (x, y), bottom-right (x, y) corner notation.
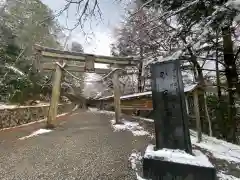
top-left (125, 116), bottom-right (240, 164)
top-left (190, 130), bottom-right (240, 163)
top-left (129, 150), bottom-right (143, 170)
top-left (184, 84), bottom-right (198, 93)
top-left (228, 0), bottom-right (240, 9)
top-left (0, 0), bottom-right (6, 6)
top-left (72, 104), bottom-right (79, 111)
top-left (98, 110), bottom-right (115, 115)
top-left (136, 173), bottom-right (148, 180)
top-left (129, 150), bottom-right (147, 180)
top-left (0, 103), bottom-right (50, 110)
top-left (4, 64), bottom-right (25, 76)
top-left (217, 171), bottom-right (239, 180)
top-left (19, 129), bottom-right (53, 140)
top-left (144, 144), bottom-right (214, 168)
top-left (0, 104), bottom-right (18, 109)
top-left (88, 108), bottom-right (99, 112)
top-left (129, 147), bottom-right (239, 180)
top-left (147, 50), bottom-right (183, 65)
top-left (111, 119), bottom-right (149, 136)
top-left (132, 130), bottom-right (149, 136)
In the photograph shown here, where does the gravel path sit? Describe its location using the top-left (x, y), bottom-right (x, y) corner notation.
top-left (0, 110), bottom-right (150, 180)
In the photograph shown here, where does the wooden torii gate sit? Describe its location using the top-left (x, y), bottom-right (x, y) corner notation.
top-left (35, 45), bottom-right (138, 128)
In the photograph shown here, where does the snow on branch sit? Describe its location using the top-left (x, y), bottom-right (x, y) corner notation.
top-left (4, 64), bottom-right (25, 76)
top-left (135, 0), bottom-right (200, 29)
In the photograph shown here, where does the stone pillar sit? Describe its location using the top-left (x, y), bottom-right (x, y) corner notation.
top-left (150, 60), bottom-right (192, 153)
top-left (143, 60), bottom-right (216, 180)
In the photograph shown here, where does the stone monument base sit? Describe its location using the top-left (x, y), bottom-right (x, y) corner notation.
top-left (142, 145), bottom-right (216, 180)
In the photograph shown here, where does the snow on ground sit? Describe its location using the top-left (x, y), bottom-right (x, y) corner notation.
top-left (129, 150), bottom-right (143, 171)
top-left (110, 119), bottom-right (150, 136)
top-left (190, 130), bottom-right (240, 164)
top-left (107, 114), bottom-right (240, 165)
top-left (144, 144), bottom-right (213, 168)
top-left (218, 171), bottom-right (240, 180)
top-left (0, 104), bottom-right (18, 109)
top-left (136, 173), bottom-right (147, 180)
top-left (129, 150), bottom-right (146, 180)
top-left (94, 111), bottom-right (240, 179)
top-left (19, 129), bottom-right (53, 140)
top-left (123, 117), bottom-right (240, 180)
top-left (135, 116), bottom-right (240, 164)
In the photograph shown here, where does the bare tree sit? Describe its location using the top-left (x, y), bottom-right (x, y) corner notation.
top-left (58, 0), bottom-right (102, 31)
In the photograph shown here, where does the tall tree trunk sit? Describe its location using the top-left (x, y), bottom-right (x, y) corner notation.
top-left (216, 59), bottom-right (222, 99)
top-left (222, 26), bottom-right (238, 143)
top-left (138, 45), bottom-right (143, 93)
top-left (216, 31), bottom-right (222, 100)
top-left (215, 30), bottom-right (226, 139)
top-left (136, 45), bottom-right (144, 116)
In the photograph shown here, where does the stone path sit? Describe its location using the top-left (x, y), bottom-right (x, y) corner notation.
top-left (0, 110), bottom-right (150, 180)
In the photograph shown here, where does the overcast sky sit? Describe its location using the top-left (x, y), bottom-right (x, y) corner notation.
top-left (40, 0), bottom-right (131, 55)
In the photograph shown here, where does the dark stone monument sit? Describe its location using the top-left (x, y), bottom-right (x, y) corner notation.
top-left (150, 60), bottom-right (192, 153)
top-left (142, 60), bottom-right (216, 180)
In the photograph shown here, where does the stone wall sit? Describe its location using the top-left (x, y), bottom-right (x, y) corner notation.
top-left (0, 104), bottom-right (73, 129)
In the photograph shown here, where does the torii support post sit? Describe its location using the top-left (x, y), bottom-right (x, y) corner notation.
top-left (112, 66), bottom-right (121, 124)
top-left (46, 62), bottom-right (64, 129)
